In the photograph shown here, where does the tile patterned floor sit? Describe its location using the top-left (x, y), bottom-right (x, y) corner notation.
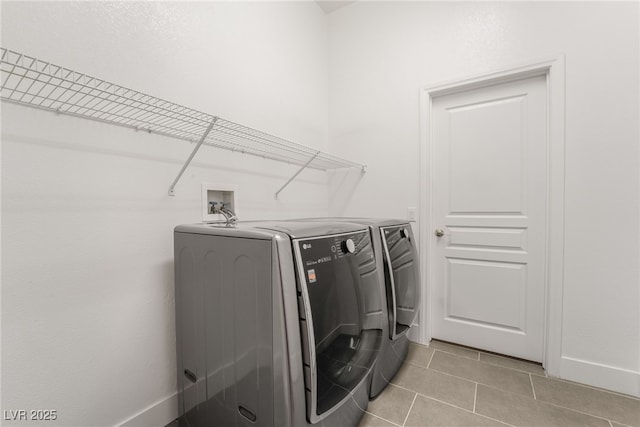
top-left (359, 340), bottom-right (640, 427)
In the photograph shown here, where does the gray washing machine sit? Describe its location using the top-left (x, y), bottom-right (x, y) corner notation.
top-left (295, 218), bottom-right (421, 398)
top-left (173, 221), bottom-right (384, 426)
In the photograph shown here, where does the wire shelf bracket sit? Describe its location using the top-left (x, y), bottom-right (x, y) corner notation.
top-left (0, 47), bottom-right (367, 197)
top-left (168, 118), bottom-right (218, 196)
top-left (275, 151), bottom-right (320, 200)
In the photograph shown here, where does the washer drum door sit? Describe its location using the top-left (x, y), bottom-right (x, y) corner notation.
top-left (294, 230), bottom-right (382, 423)
top-left (380, 225), bottom-right (420, 340)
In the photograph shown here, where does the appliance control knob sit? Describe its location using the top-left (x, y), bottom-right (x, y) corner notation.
top-left (400, 228), bottom-right (409, 239)
top-left (342, 238), bottom-right (356, 254)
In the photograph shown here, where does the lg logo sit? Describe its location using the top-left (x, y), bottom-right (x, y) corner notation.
top-left (302, 243), bottom-right (312, 250)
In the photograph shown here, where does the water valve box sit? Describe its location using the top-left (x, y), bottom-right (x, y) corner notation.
top-left (202, 183), bottom-right (237, 222)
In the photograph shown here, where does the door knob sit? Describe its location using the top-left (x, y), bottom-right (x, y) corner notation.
top-left (435, 228), bottom-right (445, 237)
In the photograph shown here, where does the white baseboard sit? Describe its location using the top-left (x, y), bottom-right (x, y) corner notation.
top-left (408, 322), bottom-right (423, 344)
top-left (112, 357), bottom-right (638, 427)
top-left (117, 393), bottom-right (178, 427)
top-left (559, 356), bottom-right (640, 398)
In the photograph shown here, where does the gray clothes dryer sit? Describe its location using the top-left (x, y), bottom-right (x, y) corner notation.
top-left (368, 219), bottom-right (420, 398)
top-left (173, 221), bottom-right (384, 427)
top-left (295, 218), bottom-right (421, 398)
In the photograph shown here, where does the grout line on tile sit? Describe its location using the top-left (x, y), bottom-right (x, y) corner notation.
top-left (426, 349), bottom-right (436, 368)
top-left (408, 391), bottom-right (516, 426)
top-left (430, 347), bottom-right (478, 361)
top-left (478, 383), bottom-right (619, 425)
top-left (430, 339), bottom-right (485, 354)
top-left (473, 382), bottom-right (478, 412)
top-left (389, 383), bottom-right (484, 419)
top-left (449, 349), bottom-right (546, 378)
top-left (605, 420), bottom-right (634, 427)
top-left (363, 410), bottom-right (403, 427)
top-left (472, 412), bottom-right (516, 426)
top-left (426, 364), bottom-right (534, 399)
top-left (405, 360), bottom-right (428, 368)
top-left (476, 355), bottom-right (546, 376)
top-left (411, 389), bottom-right (466, 412)
top-left (529, 373), bottom-right (537, 400)
top-left (485, 362), bottom-right (546, 377)
top-left (401, 393), bottom-right (418, 427)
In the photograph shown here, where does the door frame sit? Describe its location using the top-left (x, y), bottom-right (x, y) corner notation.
top-left (418, 56), bottom-right (565, 376)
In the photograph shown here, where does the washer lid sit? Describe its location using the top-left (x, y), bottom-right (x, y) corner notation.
top-left (293, 217), bottom-right (411, 228)
top-left (252, 220), bottom-right (368, 238)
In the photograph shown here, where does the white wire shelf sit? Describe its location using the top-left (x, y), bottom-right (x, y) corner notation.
top-left (0, 47), bottom-right (366, 197)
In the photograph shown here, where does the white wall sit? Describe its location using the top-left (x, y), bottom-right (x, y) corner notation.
top-left (1, 2), bottom-right (330, 426)
top-left (327, 1), bottom-right (639, 396)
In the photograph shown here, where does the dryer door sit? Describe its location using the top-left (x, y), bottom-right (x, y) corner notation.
top-left (294, 230), bottom-right (382, 423)
top-left (380, 225), bottom-right (420, 340)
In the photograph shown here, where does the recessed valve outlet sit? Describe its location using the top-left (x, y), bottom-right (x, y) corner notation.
top-left (202, 184), bottom-right (237, 223)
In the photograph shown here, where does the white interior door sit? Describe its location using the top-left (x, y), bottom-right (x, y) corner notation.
top-left (431, 75), bottom-right (547, 362)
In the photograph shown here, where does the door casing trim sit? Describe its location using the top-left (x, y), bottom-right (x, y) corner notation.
top-left (418, 56), bottom-right (566, 376)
